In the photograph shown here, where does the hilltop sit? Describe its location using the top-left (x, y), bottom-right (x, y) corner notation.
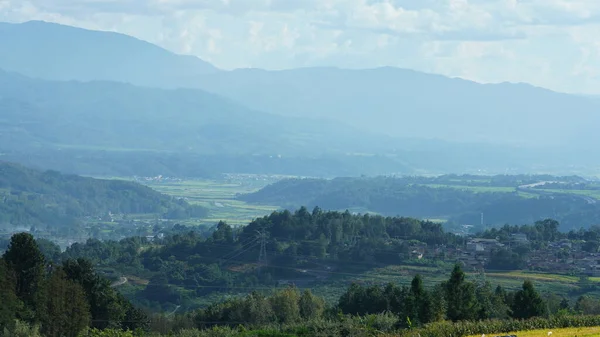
top-left (0, 20), bottom-right (218, 86)
top-left (0, 161), bottom-right (206, 235)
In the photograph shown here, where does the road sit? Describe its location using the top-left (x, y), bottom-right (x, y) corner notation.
top-left (110, 276), bottom-right (128, 287)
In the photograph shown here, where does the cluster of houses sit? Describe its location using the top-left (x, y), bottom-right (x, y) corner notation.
top-left (410, 233), bottom-right (600, 277)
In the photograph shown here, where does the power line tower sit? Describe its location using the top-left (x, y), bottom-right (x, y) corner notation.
top-left (256, 230), bottom-right (268, 275)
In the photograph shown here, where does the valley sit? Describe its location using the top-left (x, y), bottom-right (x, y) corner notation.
top-left (2, 16), bottom-right (600, 337)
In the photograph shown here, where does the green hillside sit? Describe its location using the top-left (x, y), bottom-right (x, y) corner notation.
top-left (0, 161), bottom-right (207, 235)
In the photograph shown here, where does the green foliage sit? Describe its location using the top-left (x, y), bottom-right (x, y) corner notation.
top-left (444, 265), bottom-right (478, 322)
top-left (511, 280), bottom-right (548, 319)
top-left (0, 320), bottom-right (42, 337)
top-left (575, 296), bottom-right (600, 315)
top-left (2, 233), bottom-right (46, 318)
top-left (37, 268), bottom-right (91, 337)
top-left (269, 287), bottom-right (301, 324)
top-left (0, 233), bottom-right (145, 336)
top-left (0, 162), bottom-right (207, 235)
top-left (240, 176), bottom-right (600, 230)
top-left (0, 260), bottom-right (21, 332)
top-left (79, 329), bottom-right (135, 337)
top-left (298, 290), bottom-right (325, 320)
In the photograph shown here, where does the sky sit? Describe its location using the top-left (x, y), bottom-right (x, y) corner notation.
top-left (1, 0), bottom-right (600, 94)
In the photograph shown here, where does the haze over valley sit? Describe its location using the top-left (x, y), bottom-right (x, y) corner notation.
top-left (2, 21), bottom-right (600, 178)
top-left (3, 5), bottom-right (600, 337)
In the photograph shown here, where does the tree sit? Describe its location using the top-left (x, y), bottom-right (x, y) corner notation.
top-left (37, 269), bottom-right (90, 337)
top-left (0, 259), bottom-right (22, 332)
top-left (575, 296), bottom-right (600, 315)
top-left (407, 275), bottom-right (432, 325)
top-left (35, 239), bottom-right (62, 264)
top-left (444, 264), bottom-right (478, 321)
top-left (212, 221), bottom-right (234, 244)
top-left (428, 284), bottom-right (447, 323)
top-left (511, 280), bottom-right (547, 319)
top-left (298, 289), bottom-right (325, 320)
top-left (62, 259), bottom-right (126, 329)
top-left (2, 233), bottom-right (46, 317)
top-left (492, 285), bottom-right (510, 319)
top-left (269, 287), bottom-right (301, 324)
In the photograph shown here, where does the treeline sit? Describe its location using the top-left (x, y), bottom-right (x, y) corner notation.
top-left (239, 176), bottom-right (600, 230)
top-left (0, 233), bottom-right (148, 337)
top-left (15, 265), bottom-right (600, 337)
top-left (44, 209), bottom-right (463, 310)
top-left (0, 161), bottom-right (207, 236)
top-left (194, 264), bottom-right (585, 329)
top-left (35, 210), bottom-right (600, 312)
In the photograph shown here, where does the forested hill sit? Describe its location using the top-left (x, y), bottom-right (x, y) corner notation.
top-left (0, 161), bottom-right (206, 233)
top-left (238, 175), bottom-right (600, 230)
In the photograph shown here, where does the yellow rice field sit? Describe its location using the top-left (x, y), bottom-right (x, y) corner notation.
top-left (467, 326), bottom-right (600, 337)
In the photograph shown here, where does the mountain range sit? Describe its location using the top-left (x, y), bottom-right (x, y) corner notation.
top-left (1, 20), bottom-right (600, 176)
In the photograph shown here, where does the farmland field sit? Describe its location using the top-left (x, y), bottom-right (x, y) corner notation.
top-left (467, 326), bottom-right (600, 337)
top-left (309, 264), bottom-right (591, 305)
top-left (137, 175), bottom-right (284, 226)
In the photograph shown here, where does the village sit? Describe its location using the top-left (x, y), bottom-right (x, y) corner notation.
top-left (440, 234), bottom-right (600, 276)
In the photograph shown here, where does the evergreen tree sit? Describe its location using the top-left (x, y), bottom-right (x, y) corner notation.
top-left (559, 297), bottom-right (570, 311)
top-left (428, 284), bottom-right (447, 323)
top-left (492, 285), bottom-right (510, 319)
top-left (0, 259), bottom-right (22, 332)
top-left (408, 275), bottom-right (432, 325)
top-left (2, 233), bottom-right (46, 319)
top-left (444, 264), bottom-right (478, 321)
top-left (511, 280), bottom-right (547, 319)
top-left (62, 258), bottom-right (127, 329)
top-left (37, 269), bottom-right (90, 337)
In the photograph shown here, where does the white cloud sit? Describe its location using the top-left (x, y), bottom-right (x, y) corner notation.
top-left (2, 0), bottom-right (600, 93)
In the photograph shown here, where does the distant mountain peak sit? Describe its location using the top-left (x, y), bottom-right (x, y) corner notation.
top-left (0, 20), bottom-right (219, 86)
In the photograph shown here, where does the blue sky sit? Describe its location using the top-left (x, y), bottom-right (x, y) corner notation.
top-left (1, 0), bottom-right (600, 94)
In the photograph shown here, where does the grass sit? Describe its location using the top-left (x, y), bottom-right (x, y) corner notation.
top-left (467, 326), bottom-right (600, 337)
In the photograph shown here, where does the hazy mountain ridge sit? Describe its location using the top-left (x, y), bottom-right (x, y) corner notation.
top-left (0, 20), bottom-right (218, 86)
top-left (0, 68), bottom-right (399, 156)
top-left (2, 21), bottom-right (599, 154)
top-left (190, 67), bottom-right (600, 149)
top-left (1, 20), bottom-right (600, 176)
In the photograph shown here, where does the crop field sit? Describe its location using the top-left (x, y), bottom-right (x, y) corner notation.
top-left (142, 176), bottom-right (282, 226)
top-left (421, 184), bottom-right (517, 193)
top-left (309, 264), bottom-right (591, 305)
top-left (467, 326), bottom-right (600, 337)
top-left (540, 188), bottom-right (600, 199)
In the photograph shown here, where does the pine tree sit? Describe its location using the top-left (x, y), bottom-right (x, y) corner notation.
top-left (38, 268), bottom-right (90, 337)
top-left (62, 258), bottom-right (127, 329)
top-left (0, 259), bottom-right (22, 332)
top-left (408, 275), bottom-right (432, 325)
top-left (444, 264), bottom-right (478, 321)
top-left (511, 280), bottom-right (548, 319)
top-left (2, 233), bottom-right (46, 319)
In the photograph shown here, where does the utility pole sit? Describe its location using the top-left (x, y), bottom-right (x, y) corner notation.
top-left (256, 230), bottom-right (268, 275)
